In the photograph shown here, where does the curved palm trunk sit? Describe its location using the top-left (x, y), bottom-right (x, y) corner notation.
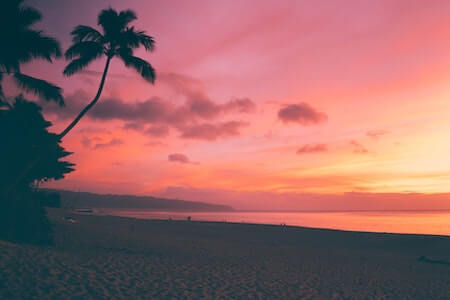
top-left (2, 57), bottom-right (112, 196)
top-left (59, 56), bottom-right (112, 139)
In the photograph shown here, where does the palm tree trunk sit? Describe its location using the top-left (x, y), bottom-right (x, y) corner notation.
top-left (58, 56), bottom-right (112, 139)
top-left (1, 57), bottom-right (112, 196)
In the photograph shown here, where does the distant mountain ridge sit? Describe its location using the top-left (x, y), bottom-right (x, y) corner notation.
top-left (44, 189), bottom-right (234, 212)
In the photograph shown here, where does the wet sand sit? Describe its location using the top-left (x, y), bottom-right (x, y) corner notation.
top-left (0, 208), bottom-right (449, 299)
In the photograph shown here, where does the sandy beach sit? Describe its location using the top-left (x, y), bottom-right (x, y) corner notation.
top-left (0, 208), bottom-right (449, 299)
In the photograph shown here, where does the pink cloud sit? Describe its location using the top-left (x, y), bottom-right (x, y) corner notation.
top-left (278, 103), bottom-right (327, 125)
top-left (123, 122), bottom-right (145, 131)
top-left (223, 97), bottom-right (256, 113)
top-left (168, 153), bottom-right (190, 164)
top-left (145, 125), bottom-right (170, 137)
top-left (350, 140), bottom-right (368, 154)
top-left (93, 138), bottom-right (124, 150)
top-left (367, 129), bottom-right (390, 139)
top-left (81, 136), bottom-right (123, 150)
top-left (81, 136), bottom-right (101, 148)
top-left (41, 81), bottom-right (256, 142)
top-left (179, 121), bottom-right (246, 140)
top-left (296, 143), bottom-right (328, 154)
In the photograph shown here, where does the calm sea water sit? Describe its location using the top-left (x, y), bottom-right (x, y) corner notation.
top-left (101, 209), bottom-right (450, 236)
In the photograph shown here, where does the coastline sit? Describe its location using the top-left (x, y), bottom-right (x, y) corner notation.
top-left (1, 208), bottom-right (449, 299)
top-left (97, 208), bottom-right (450, 237)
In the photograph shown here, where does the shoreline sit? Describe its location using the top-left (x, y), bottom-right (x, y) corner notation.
top-left (94, 208), bottom-right (450, 237)
top-left (100, 212), bottom-right (450, 238)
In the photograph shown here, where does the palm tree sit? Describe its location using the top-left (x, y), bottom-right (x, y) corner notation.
top-left (0, 0), bottom-right (63, 105)
top-left (59, 8), bottom-right (156, 138)
top-left (3, 8), bottom-right (156, 195)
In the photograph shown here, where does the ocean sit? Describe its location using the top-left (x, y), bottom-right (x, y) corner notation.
top-left (100, 209), bottom-right (450, 236)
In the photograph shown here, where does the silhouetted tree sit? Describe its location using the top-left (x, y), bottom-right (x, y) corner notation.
top-left (3, 7), bottom-right (156, 196)
top-left (59, 8), bottom-right (156, 138)
top-left (0, 0), bottom-right (63, 105)
top-left (0, 96), bottom-right (74, 244)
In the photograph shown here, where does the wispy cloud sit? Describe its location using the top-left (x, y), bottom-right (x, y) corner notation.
top-left (278, 103), bottom-right (327, 125)
top-left (178, 121), bottom-right (247, 140)
top-left (350, 140), bottom-right (368, 154)
top-left (81, 136), bottom-right (124, 150)
top-left (367, 129), bottom-right (390, 139)
top-left (296, 143), bottom-right (328, 154)
top-left (168, 153), bottom-right (198, 164)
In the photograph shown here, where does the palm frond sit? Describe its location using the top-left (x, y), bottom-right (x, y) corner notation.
top-left (63, 54), bottom-right (102, 76)
top-left (0, 59), bottom-right (19, 73)
top-left (13, 73), bottom-right (64, 105)
top-left (118, 10), bottom-right (137, 27)
top-left (0, 99), bottom-right (11, 108)
top-left (18, 6), bottom-right (41, 27)
top-left (0, 1), bottom-right (60, 73)
top-left (0, 72), bottom-right (3, 99)
top-left (0, 76), bottom-right (10, 106)
top-left (119, 54), bottom-right (155, 83)
top-left (120, 27), bottom-right (155, 51)
top-left (117, 47), bottom-right (132, 57)
top-left (65, 41), bottom-right (104, 60)
top-left (0, 0), bottom-right (23, 15)
top-left (98, 8), bottom-right (119, 34)
top-left (136, 31), bottom-right (155, 51)
top-left (98, 8), bottom-right (138, 43)
top-left (71, 25), bottom-right (104, 43)
top-left (20, 30), bottom-right (62, 63)
top-left (1, 31), bottom-right (61, 70)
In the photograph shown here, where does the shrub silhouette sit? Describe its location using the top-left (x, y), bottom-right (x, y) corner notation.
top-left (0, 96), bottom-right (74, 244)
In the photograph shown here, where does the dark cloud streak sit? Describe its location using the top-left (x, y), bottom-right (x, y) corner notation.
top-left (81, 136), bottom-right (123, 150)
top-left (278, 103), bottom-right (327, 125)
top-left (41, 84), bottom-right (255, 141)
top-left (179, 121), bottom-right (246, 140)
top-left (145, 125), bottom-right (170, 137)
top-left (296, 143), bottom-right (328, 154)
top-left (168, 153), bottom-right (190, 164)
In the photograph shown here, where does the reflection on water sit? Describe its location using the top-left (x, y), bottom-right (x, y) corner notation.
top-left (102, 210), bottom-right (450, 236)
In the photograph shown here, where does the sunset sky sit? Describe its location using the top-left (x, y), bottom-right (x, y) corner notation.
top-left (8, 0), bottom-right (450, 210)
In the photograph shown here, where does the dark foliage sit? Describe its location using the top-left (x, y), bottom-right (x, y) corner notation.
top-left (0, 0), bottom-right (63, 104)
top-left (0, 96), bottom-right (74, 188)
top-left (59, 8), bottom-right (156, 138)
top-left (63, 8), bottom-right (156, 83)
top-left (0, 96), bottom-right (74, 244)
top-left (0, 190), bottom-right (55, 244)
top-left (35, 190), bottom-right (61, 208)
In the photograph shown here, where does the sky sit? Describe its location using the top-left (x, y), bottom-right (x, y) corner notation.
top-left (8, 0), bottom-right (450, 210)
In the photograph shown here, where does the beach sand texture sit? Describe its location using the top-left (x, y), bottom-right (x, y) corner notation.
top-left (0, 209), bottom-right (449, 299)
